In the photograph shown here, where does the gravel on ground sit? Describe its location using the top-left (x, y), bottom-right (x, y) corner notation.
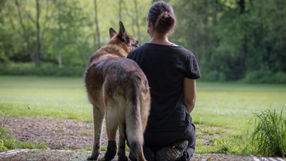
top-left (0, 116), bottom-right (284, 161)
top-left (0, 149), bottom-right (252, 161)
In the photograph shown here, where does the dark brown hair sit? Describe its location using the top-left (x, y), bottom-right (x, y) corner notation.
top-left (148, 1), bottom-right (176, 35)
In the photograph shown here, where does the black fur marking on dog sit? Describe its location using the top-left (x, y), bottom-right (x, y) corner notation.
top-left (118, 155), bottom-right (129, 161)
top-left (104, 140), bottom-right (117, 160)
top-left (129, 142), bottom-right (140, 161)
top-left (117, 34), bottom-right (130, 45)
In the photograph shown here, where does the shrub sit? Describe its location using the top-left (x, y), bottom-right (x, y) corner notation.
top-left (243, 71), bottom-right (286, 84)
top-left (200, 70), bottom-right (227, 82)
top-left (0, 138), bottom-right (7, 152)
top-left (250, 109), bottom-right (286, 157)
top-left (0, 127), bottom-right (8, 152)
top-left (0, 62), bottom-right (85, 77)
top-left (0, 55), bottom-right (10, 64)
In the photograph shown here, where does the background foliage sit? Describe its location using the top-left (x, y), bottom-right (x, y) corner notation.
top-left (0, 0), bottom-right (285, 83)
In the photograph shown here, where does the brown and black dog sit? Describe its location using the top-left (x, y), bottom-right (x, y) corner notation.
top-left (85, 22), bottom-right (150, 161)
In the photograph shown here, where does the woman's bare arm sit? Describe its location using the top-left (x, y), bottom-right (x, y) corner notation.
top-left (184, 78), bottom-right (196, 113)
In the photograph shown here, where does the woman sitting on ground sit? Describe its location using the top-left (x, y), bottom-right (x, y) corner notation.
top-left (127, 1), bottom-right (201, 161)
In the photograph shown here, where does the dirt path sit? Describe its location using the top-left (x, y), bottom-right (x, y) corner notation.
top-left (0, 117), bottom-right (285, 161)
top-left (1, 149), bottom-right (285, 161)
top-left (2, 116), bottom-right (97, 149)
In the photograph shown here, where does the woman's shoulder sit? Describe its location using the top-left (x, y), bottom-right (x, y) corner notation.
top-left (128, 43), bottom-right (195, 58)
top-left (130, 43), bottom-right (150, 53)
top-left (128, 44), bottom-right (147, 59)
top-left (128, 43), bottom-right (155, 59)
top-left (169, 45), bottom-right (195, 58)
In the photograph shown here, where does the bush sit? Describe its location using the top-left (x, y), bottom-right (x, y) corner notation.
top-left (243, 71), bottom-right (286, 84)
top-left (250, 109), bottom-right (286, 157)
top-left (0, 62), bottom-right (85, 77)
top-left (0, 136), bottom-right (7, 152)
top-left (0, 134), bottom-right (8, 152)
top-left (200, 70), bottom-right (227, 82)
top-left (0, 55), bottom-right (10, 64)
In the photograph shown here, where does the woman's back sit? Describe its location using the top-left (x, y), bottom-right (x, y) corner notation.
top-left (128, 43), bottom-right (200, 131)
top-left (128, 1), bottom-right (200, 160)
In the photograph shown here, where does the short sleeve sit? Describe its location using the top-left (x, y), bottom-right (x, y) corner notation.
top-left (127, 50), bottom-right (135, 60)
top-left (185, 54), bottom-right (201, 79)
top-left (126, 51), bottom-right (133, 59)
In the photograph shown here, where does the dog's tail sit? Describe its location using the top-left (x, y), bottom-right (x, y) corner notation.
top-left (125, 78), bottom-right (144, 161)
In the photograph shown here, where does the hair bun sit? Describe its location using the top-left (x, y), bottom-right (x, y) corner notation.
top-left (148, 1), bottom-right (176, 35)
top-left (161, 12), bottom-right (170, 18)
top-left (155, 11), bottom-right (175, 34)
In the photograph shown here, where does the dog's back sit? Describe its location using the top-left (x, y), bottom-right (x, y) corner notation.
top-left (85, 22), bottom-right (150, 161)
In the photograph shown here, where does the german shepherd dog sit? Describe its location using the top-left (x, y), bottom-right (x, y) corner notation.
top-left (85, 22), bottom-right (150, 161)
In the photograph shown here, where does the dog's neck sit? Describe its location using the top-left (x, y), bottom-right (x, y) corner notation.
top-left (87, 43), bottom-right (131, 66)
top-left (102, 44), bottom-right (129, 58)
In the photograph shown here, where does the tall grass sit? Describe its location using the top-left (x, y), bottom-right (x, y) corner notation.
top-left (250, 109), bottom-right (286, 157)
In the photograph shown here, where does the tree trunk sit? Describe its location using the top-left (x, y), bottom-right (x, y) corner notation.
top-left (15, 0), bottom-right (34, 62)
top-left (0, 0), bottom-right (7, 12)
top-left (119, 0), bottom-right (123, 21)
top-left (58, 0), bottom-right (62, 68)
top-left (40, 0), bottom-right (52, 51)
top-left (238, 0), bottom-right (245, 14)
top-left (194, 28), bottom-right (199, 62)
top-left (133, 0), bottom-right (141, 42)
top-left (35, 0), bottom-right (41, 65)
top-left (238, 0), bottom-right (247, 76)
top-left (93, 0), bottom-right (100, 50)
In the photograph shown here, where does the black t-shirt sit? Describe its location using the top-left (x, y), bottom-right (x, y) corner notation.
top-left (127, 43), bottom-right (201, 132)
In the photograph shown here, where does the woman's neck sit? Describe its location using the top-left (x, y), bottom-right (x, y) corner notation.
top-left (149, 33), bottom-right (173, 46)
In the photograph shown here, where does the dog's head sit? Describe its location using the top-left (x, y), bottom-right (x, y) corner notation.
top-left (108, 21), bottom-right (140, 56)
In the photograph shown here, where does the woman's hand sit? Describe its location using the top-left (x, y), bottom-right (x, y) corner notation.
top-left (184, 78), bottom-right (196, 113)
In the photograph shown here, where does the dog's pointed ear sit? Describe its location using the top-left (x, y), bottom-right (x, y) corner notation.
top-left (118, 21), bottom-right (127, 38)
top-left (109, 28), bottom-right (117, 39)
top-left (117, 21), bottom-right (130, 44)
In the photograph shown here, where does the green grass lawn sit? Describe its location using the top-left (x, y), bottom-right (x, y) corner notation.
top-left (0, 76), bottom-right (285, 154)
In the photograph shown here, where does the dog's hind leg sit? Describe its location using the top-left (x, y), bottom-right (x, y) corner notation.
top-left (118, 123), bottom-right (128, 161)
top-left (104, 106), bottom-right (119, 161)
top-left (137, 116), bottom-right (148, 161)
top-left (137, 87), bottom-right (150, 161)
top-left (87, 105), bottom-right (104, 161)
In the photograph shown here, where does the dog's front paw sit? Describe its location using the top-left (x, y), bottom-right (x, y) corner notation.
top-left (87, 155), bottom-right (98, 161)
top-left (118, 155), bottom-right (128, 161)
top-left (104, 141), bottom-right (117, 160)
top-left (98, 157), bottom-right (107, 161)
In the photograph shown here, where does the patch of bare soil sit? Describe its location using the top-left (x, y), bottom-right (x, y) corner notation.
top-left (0, 117), bottom-right (260, 160)
top-left (1, 116), bottom-right (107, 149)
top-left (0, 149), bottom-right (252, 161)
top-left (0, 116), bottom-right (216, 150)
